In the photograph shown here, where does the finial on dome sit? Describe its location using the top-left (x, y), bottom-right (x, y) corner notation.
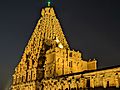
top-left (48, 0), bottom-right (51, 6)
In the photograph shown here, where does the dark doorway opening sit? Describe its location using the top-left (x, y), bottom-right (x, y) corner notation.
top-left (87, 79), bottom-right (90, 89)
top-left (107, 81), bottom-right (109, 88)
top-left (71, 88), bottom-right (76, 90)
top-left (65, 88), bottom-right (68, 90)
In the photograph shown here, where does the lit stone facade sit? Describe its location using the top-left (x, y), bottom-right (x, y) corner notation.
top-left (44, 47), bottom-right (96, 78)
top-left (42, 66), bottom-right (120, 89)
top-left (11, 6), bottom-right (120, 90)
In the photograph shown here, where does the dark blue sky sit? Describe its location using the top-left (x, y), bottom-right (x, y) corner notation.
top-left (0, 0), bottom-right (120, 89)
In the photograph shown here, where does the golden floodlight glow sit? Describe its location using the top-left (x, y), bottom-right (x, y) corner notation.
top-left (58, 43), bottom-right (63, 48)
top-left (55, 37), bottom-right (60, 43)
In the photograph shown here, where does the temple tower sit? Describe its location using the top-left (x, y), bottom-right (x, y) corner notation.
top-left (11, 7), bottom-right (70, 90)
top-left (11, 5), bottom-right (97, 90)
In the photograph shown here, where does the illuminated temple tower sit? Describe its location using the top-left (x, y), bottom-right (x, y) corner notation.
top-left (11, 3), bottom-right (120, 90)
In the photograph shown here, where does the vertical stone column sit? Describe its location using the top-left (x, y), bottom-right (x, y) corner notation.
top-left (90, 77), bottom-right (95, 88)
top-left (23, 71), bottom-right (26, 82)
top-left (70, 79), bottom-right (77, 89)
top-left (16, 74), bottom-right (19, 84)
top-left (43, 82), bottom-right (47, 90)
top-left (94, 75), bottom-right (100, 87)
top-left (12, 74), bottom-right (16, 85)
top-left (63, 80), bottom-right (69, 90)
top-left (77, 79), bottom-right (81, 89)
top-left (79, 78), bottom-right (86, 89)
top-left (115, 78), bottom-right (119, 88)
top-left (47, 84), bottom-right (51, 90)
top-left (53, 84), bottom-right (57, 90)
top-left (32, 68), bottom-right (36, 80)
top-left (32, 83), bottom-right (36, 90)
top-left (57, 82), bottom-right (62, 90)
top-left (103, 78), bottom-right (107, 88)
top-left (27, 70), bottom-right (31, 81)
top-left (84, 79), bottom-right (87, 88)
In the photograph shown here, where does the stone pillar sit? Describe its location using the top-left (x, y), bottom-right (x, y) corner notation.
top-left (23, 71), bottom-right (26, 82)
top-left (63, 81), bottom-right (69, 90)
top-left (16, 74), bottom-right (19, 84)
top-left (19, 85), bottom-right (22, 90)
top-left (70, 80), bottom-right (74, 89)
top-left (76, 81), bottom-right (80, 90)
top-left (71, 79), bottom-right (77, 89)
top-left (32, 68), bottom-right (36, 80)
top-left (57, 82), bottom-right (62, 90)
top-left (12, 74), bottom-right (16, 85)
top-left (27, 70), bottom-right (31, 81)
top-left (103, 78), bottom-right (107, 88)
top-left (43, 82), bottom-right (47, 90)
top-left (32, 83), bottom-right (36, 90)
top-left (54, 85), bottom-right (58, 90)
top-left (84, 79), bottom-right (87, 88)
top-left (90, 78), bottom-right (94, 88)
top-left (115, 79), bottom-right (119, 88)
top-left (47, 82), bottom-right (50, 90)
top-left (79, 78), bottom-right (83, 89)
top-left (79, 78), bottom-right (86, 89)
top-left (76, 80), bottom-right (81, 89)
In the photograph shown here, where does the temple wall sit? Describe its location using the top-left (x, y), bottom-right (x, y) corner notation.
top-left (41, 67), bottom-right (120, 90)
top-left (44, 47), bottom-right (97, 79)
top-left (87, 59), bottom-right (97, 70)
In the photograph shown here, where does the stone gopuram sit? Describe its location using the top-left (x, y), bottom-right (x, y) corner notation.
top-left (11, 6), bottom-right (120, 90)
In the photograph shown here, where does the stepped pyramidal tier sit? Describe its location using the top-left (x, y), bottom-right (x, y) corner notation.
top-left (11, 6), bottom-right (120, 90)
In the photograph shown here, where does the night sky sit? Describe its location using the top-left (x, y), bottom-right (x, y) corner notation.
top-left (1, 0), bottom-right (120, 89)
